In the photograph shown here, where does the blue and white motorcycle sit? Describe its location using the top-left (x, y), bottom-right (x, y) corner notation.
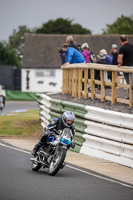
top-left (30, 128), bottom-right (74, 176)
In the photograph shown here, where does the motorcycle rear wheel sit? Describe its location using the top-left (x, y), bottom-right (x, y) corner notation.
top-left (48, 148), bottom-right (66, 176)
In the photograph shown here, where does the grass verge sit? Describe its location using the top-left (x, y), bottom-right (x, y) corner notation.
top-left (0, 109), bottom-right (42, 137)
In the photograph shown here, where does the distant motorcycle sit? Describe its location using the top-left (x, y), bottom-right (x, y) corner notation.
top-left (30, 128), bottom-right (74, 176)
top-left (0, 95), bottom-right (5, 111)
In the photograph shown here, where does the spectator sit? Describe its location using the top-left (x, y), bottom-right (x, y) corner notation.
top-left (66, 35), bottom-right (79, 51)
top-left (111, 44), bottom-right (118, 65)
top-left (58, 49), bottom-right (66, 65)
top-left (100, 49), bottom-right (112, 80)
top-left (81, 43), bottom-right (91, 91)
top-left (90, 52), bottom-right (97, 63)
top-left (111, 44), bottom-right (119, 83)
top-left (62, 43), bottom-right (85, 66)
top-left (81, 43), bottom-right (90, 63)
top-left (96, 52), bottom-right (108, 89)
top-left (118, 35), bottom-right (133, 85)
top-left (100, 49), bottom-right (112, 65)
top-left (78, 44), bottom-right (82, 53)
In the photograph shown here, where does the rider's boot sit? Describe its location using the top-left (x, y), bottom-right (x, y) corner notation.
top-left (31, 142), bottom-right (42, 156)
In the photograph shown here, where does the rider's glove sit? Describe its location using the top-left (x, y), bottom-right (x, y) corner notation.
top-left (71, 142), bottom-right (75, 149)
top-left (44, 127), bottom-right (49, 132)
top-left (70, 138), bottom-right (75, 149)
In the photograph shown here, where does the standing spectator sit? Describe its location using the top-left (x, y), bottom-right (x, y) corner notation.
top-left (66, 35), bottom-right (79, 51)
top-left (81, 43), bottom-right (90, 63)
top-left (100, 49), bottom-right (112, 80)
top-left (100, 49), bottom-right (112, 64)
top-left (90, 52), bottom-right (97, 63)
top-left (81, 43), bottom-right (91, 91)
top-left (111, 44), bottom-right (119, 83)
top-left (111, 44), bottom-right (118, 65)
top-left (96, 52), bottom-right (108, 89)
top-left (78, 44), bottom-right (82, 53)
top-left (118, 35), bottom-right (133, 84)
top-left (62, 43), bottom-right (85, 66)
top-left (58, 49), bottom-right (66, 65)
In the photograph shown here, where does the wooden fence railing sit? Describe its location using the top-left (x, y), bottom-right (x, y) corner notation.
top-left (61, 63), bottom-right (133, 107)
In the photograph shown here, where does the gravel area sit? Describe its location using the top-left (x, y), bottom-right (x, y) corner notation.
top-left (49, 87), bottom-right (133, 115)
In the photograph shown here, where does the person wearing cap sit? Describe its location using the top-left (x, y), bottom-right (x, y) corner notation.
top-left (100, 49), bottom-right (112, 81)
top-left (66, 35), bottom-right (79, 51)
top-left (95, 52), bottom-right (108, 89)
top-left (100, 49), bottom-right (112, 65)
top-left (62, 43), bottom-right (85, 66)
top-left (111, 44), bottom-right (118, 65)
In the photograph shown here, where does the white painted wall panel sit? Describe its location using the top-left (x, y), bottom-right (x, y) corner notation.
top-left (22, 68), bottom-right (62, 92)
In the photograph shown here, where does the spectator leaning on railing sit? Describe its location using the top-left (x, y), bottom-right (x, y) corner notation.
top-left (62, 43), bottom-right (85, 67)
top-left (66, 35), bottom-right (79, 51)
top-left (118, 35), bottom-right (133, 85)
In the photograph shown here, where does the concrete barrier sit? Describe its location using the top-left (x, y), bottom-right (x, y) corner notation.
top-left (85, 106), bottom-right (133, 129)
top-left (37, 93), bottom-right (133, 168)
top-left (80, 134), bottom-right (133, 168)
top-left (38, 94), bottom-right (86, 153)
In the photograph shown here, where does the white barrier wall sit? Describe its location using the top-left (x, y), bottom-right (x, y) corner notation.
top-left (80, 106), bottom-right (133, 168)
top-left (37, 94), bottom-right (52, 128)
top-left (85, 106), bottom-right (133, 129)
top-left (22, 68), bottom-right (62, 92)
top-left (37, 94), bottom-right (133, 168)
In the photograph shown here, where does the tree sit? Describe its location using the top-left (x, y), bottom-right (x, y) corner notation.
top-left (0, 42), bottom-right (21, 68)
top-left (1, 18), bottom-right (91, 68)
top-left (36, 18), bottom-right (91, 34)
top-left (102, 15), bottom-right (133, 34)
top-left (9, 25), bottom-right (32, 55)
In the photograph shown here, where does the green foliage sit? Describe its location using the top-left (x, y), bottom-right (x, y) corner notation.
top-left (9, 25), bottom-right (32, 54)
top-left (0, 25), bottom-right (33, 68)
top-left (0, 18), bottom-right (91, 68)
top-left (0, 42), bottom-right (21, 68)
top-left (36, 18), bottom-right (91, 34)
top-left (102, 15), bottom-right (133, 34)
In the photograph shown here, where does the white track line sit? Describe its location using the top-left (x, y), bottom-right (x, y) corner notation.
top-left (0, 142), bottom-right (132, 188)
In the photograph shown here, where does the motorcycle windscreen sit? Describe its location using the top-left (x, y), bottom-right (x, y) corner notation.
top-left (61, 128), bottom-right (73, 145)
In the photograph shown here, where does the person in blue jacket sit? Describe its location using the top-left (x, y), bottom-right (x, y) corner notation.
top-left (100, 49), bottom-right (112, 80)
top-left (100, 49), bottom-right (112, 65)
top-left (62, 43), bottom-right (85, 66)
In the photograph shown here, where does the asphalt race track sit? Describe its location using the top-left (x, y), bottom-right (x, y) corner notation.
top-left (0, 143), bottom-right (133, 200)
top-left (0, 101), bottom-right (38, 116)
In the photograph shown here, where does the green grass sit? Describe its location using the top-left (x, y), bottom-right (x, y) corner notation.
top-left (0, 109), bottom-right (42, 136)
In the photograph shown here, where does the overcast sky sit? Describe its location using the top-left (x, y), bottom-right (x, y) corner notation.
top-left (0, 0), bottom-right (133, 41)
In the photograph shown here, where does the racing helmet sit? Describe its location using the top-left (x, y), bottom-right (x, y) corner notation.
top-left (62, 111), bottom-right (75, 128)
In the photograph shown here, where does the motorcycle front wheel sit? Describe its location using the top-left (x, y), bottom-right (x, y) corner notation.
top-left (31, 156), bottom-right (42, 171)
top-left (48, 148), bottom-right (66, 176)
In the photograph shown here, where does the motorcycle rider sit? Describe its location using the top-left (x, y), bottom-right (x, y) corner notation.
top-left (0, 95), bottom-right (5, 111)
top-left (31, 111), bottom-right (76, 156)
